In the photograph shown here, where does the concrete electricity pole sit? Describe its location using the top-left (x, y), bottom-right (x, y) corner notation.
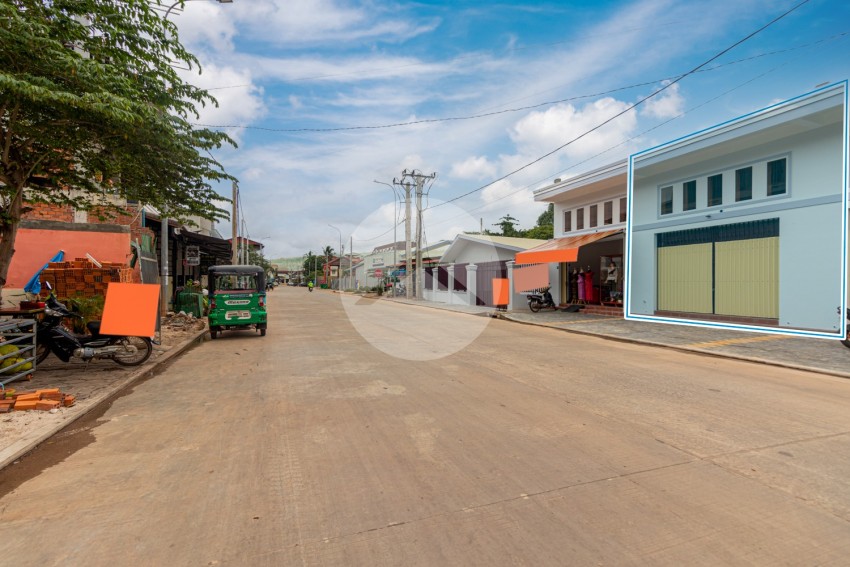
top-left (394, 176), bottom-right (413, 299)
top-left (399, 169), bottom-right (436, 300)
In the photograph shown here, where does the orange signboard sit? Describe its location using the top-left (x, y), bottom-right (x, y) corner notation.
top-left (492, 278), bottom-right (509, 306)
top-left (99, 283), bottom-right (160, 337)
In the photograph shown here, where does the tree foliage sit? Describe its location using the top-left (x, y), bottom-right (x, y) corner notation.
top-left (0, 0), bottom-right (237, 288)
top-left (483, 205), bottom-right (554, 240)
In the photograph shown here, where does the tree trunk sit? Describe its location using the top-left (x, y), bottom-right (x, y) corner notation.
top-left (0, 188), bottom-right (24, 306)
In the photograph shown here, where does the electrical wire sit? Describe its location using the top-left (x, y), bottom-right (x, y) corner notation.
top-left (427, 0), bottom-right (811, 210)
top-left (421, 48), bottom-right (806, 232)
top-left (189, 28), bottom-right (841, 134)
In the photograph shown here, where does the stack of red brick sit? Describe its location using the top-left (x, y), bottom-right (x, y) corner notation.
top-left (40, 258), bottom-right (133, 298)
top-left (0, 388), bottom-right (76, 413)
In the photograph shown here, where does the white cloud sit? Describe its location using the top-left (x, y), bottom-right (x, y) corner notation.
top-left (640, 82), bottom-right (684, 119)
top-left (177, 63), bottom-right (265, 142)
top-left (230, 0), bottom-right (440, 46)
top-left (510, 98), bottom-right (638, 161)
top-left (450, 156), bottom-right (498, 180)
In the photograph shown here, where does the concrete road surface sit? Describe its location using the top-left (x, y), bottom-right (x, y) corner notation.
top-left (2, 286), bottom-right (850, 566)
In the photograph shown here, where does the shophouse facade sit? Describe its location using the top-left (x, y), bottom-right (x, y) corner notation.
top-left (525, 162), bottom-right (629, 310)
top-left (627, 83), bottom-right (847, 337)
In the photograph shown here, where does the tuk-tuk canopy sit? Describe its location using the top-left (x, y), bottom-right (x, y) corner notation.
top-left (208, 265), bottom-right (266, 293)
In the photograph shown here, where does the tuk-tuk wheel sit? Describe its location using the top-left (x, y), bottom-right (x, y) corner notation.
top-left (258, 323), bottom-right (267, 337)
top-left (260, 328), bottom-right (266, 336)
top-left (210, 329), bottom-right (219, 339)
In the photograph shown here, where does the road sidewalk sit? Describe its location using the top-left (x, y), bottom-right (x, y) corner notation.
top-left (383, 296), bottom-right (850, 379)
top-left (0, 326), bottom-right (207, 471)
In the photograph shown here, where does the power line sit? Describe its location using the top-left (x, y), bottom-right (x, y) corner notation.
top-left (190, 29), bottom-right (841, 133)
top-left (428, 0), bottom-right (811, 210)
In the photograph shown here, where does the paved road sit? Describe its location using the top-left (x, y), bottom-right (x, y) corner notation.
top-left (2, 286), bottom-right (850, 565)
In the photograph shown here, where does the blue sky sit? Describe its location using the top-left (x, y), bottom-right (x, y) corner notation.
top-left (169, 0), bottom-right (850, 259)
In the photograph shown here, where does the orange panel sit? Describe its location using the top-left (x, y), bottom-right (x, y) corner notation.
top-left (492, 278), bottom-right (509, 306)
top-left (514, 263), bottom-right (549, 292)
top-left (99, 283), bottom-right (160, 337)
top-left (8, 228), bottom-right (130, 288)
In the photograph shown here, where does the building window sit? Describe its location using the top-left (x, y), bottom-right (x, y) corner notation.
top-left (589, 204), bottom-right (598, 228)
top-left (736, 167), bottom-right (752, 202)
top-left (660, 186), bottom-right (673, 215)
top-left (708, 174), bottom-right (722, 207)
top-left (620, 197), bottom-right (627, 223)
top-left (767, 158), bottom-right (786, 195)
top-left (576, 207), bottom-right (584, 230)
top-left (564, 210), bottom-right (572, 232)
top-left (683, 180), bottom-right (696, 211)
top-left (604, 201), bottom-right (613, 225)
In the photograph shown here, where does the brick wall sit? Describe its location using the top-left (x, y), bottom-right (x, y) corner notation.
top-left (23, 202), bottom-right (74, 223)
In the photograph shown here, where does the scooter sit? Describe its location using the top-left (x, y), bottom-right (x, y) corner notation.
top-left (35, 283), bottom-right (153, 367)
top-left (527, 287), bottom-right (558, 312)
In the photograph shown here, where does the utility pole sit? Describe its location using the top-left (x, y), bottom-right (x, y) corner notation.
top-left (231, 182), bottom-right (238, 265)
top-left (394, 176), bottom-right (413, 299)
top-left (349, 236), bottom-right (353, 290)
top-left (161, 215), bottom-right (169, 315)
top-left (399, 169), bottom-right (436, 300)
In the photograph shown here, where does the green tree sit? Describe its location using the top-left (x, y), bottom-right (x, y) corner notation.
top-left (524, 204), bottom-right (554, 239)
top-left (0, 1), bottom-right (236, 297)
top-left (302, 251), bottom-right (318, 282)
top-left (492, 214), bottom-right (520, 237)
top-left (537, 203), bottom-right (554, 227)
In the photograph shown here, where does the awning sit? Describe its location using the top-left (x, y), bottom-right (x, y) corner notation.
top-left (179, 230), bottom-right (232, 263)
top-left (515, 229), bottom-right (623, 264)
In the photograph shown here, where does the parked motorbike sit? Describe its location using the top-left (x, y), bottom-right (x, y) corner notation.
top-left (35, 283), bottom-right (153, 367)
top-left (527, 288), bottom-right (558, 313)
top-left (842, 308), bottom-right (850, 349)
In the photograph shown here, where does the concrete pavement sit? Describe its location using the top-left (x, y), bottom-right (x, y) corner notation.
top-left (3, 291), bottom-right (847, 476)
top-left (384, 296), bottom-right (850, 379)
top-left (4, 287), bottom-right (850, 565)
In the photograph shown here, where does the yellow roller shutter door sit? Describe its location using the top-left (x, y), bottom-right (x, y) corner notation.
top-left (714, 237), bottom-right (779, 318)
top-left (657, 243), bottom-right (713, 313)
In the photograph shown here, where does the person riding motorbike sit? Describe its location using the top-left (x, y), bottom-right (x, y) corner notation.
top-left (308, 281), bottom-right (314, 292)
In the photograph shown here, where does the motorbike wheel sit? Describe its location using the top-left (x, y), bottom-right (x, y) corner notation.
top-left (529, 300), bottom-right (542, 313)
top-left (35, 342), bottom-right (51, 365)
top-left (110, 336), bottom-right (153, 367)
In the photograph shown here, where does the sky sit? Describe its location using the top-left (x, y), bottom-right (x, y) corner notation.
top-left (166, 0), bottom-right (850, 260)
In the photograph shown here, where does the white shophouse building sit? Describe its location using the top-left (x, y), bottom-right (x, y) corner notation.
top-left (627, 82), bottom-right (847, 337)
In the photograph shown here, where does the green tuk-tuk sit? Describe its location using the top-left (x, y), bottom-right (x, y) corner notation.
top-left (207, 265), bottom-right (267, 339)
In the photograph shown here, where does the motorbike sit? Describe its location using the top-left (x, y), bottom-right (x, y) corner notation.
top-left (842, 308), bottom-right (850, 349)
top-left (527, 288), bottom-right (558, 313)
top-left (35, 283), bottom-right (153, 367)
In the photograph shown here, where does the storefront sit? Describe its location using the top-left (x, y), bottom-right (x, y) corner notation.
top-left (514, 229), bottom-right (624, 307)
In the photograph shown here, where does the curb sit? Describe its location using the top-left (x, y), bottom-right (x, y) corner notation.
top-left (0, 329), bottom-right (208, 472)
top-left (377, 299), bottom-right (850, 379)
top-left (498, 314), bottom-right (850, 381)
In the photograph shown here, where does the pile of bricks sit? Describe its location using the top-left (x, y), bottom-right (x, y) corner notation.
top-left (40, 258), bottom-right (133, 298)
top-left (0, 388), bottom-right (76, 413)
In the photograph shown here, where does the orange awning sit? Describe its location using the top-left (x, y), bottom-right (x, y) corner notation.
top-left (515, 229), bottom-right (623, 264)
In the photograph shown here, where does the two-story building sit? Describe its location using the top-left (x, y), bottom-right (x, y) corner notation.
top-left (523, 162), bottom-right (629, 310)
top-left (627, 82), bottom-right (847, 338)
